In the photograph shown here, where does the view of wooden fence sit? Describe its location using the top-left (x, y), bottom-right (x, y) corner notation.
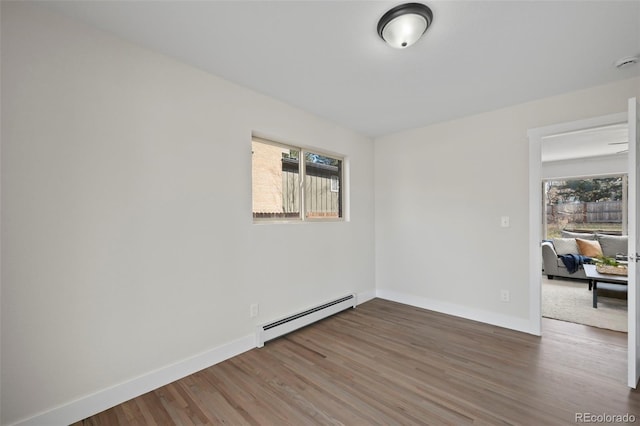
top-left (546, 201), bottom-right (622, 224)
top-left (282, 158), bottom-right (341, 218)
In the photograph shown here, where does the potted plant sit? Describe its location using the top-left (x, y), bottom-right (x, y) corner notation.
top-left (595, 256), bottom-right (628, 275)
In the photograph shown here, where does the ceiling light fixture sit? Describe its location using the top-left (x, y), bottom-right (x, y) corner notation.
top-left (377, 3), bottom-right (433, 49)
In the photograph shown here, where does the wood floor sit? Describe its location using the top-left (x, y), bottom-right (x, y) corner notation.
top-left (74, 298), bottom-right (640, 425)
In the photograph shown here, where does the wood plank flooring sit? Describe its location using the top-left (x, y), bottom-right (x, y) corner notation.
top-left (73, 298), bottom-right (640, 425)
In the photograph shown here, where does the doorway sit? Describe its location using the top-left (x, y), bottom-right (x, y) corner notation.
top-left (539, 125), bottom-right (628, 331)
top-left (541, 124), bottom-right (628, 333)
top-left (528, 111), bottom-right (631, 380)
top-left (531, 99), bottom-right (640, 388)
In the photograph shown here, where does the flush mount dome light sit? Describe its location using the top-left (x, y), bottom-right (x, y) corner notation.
top-left (377, 3), bottom-right (433, 49)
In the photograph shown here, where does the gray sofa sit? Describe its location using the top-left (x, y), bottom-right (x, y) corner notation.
top-left (542, 231), bottom-right (628, 280)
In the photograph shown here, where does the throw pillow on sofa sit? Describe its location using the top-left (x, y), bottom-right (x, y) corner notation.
top-left (552, 238), bottom-right (579, 255)
top-left (561, 230), bottom-right (596, 240)
top-left (576, 238), bottom-right (603, 257)
top-left (596, 234), bottom-right (628, 258)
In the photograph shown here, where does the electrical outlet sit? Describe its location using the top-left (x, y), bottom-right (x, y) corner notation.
top-left (500, 216), bottom-right (510, 227)
top-left (500, 290), bottom-right (510, 302)
top-left (250, 303), bottom-right (259, 318)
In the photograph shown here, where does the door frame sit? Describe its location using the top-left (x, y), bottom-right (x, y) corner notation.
top-left (527, 112), bottom-right (628, 337)
top-left (627, 98), bottom-right (639, 388)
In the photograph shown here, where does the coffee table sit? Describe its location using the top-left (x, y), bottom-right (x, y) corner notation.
top-left (583, 264), bottom-right (628, 309)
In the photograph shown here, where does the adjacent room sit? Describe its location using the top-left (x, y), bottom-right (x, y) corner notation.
top-left (541, 124), bottom-right (629, 332)
top-left (2, 1), bottom-right (640, 425)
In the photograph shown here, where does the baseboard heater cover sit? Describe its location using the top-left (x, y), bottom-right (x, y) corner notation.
top-left (256, 294), bottom-right (356, 347)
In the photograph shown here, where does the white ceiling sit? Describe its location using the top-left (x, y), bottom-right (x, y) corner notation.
top-left (38, 0), bottom-right (640, 138)
top-left (541, 123), bottom-right (629, 163)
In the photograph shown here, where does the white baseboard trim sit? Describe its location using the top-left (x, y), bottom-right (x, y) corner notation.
top-left (356, 289), bottom-right (376, 305)
top-left (10, 334), bottom-right (255, 426)
top-left (376, 289), bottom-right (536, 335)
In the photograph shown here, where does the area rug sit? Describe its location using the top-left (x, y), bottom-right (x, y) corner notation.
top-left (542, 278), bottom-right (627, 332)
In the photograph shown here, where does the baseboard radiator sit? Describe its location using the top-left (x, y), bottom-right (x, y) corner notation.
top-left (256, 294), bottom-right (356, 347)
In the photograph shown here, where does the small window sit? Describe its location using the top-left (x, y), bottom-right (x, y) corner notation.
top-left (252, 137), bottom-right (344, 222)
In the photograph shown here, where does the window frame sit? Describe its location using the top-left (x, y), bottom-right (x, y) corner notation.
top-left (330, 175), bottom-right (340, 193)
top-left (251, 136), bottom-right (345, 224)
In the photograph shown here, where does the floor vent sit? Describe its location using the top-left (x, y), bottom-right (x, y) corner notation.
top-left (256, 294), bottom-right (356, 347)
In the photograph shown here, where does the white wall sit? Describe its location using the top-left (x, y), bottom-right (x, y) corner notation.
top-left (374, 76), bottom-right (640, 331)
top-left (0, 3), bottom-right (375, 425)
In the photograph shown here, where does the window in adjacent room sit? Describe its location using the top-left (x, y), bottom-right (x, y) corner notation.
top-left (543, 174), bottom-right (626, 238)
top-left (252, 137), bottom-right (344, 222)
